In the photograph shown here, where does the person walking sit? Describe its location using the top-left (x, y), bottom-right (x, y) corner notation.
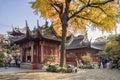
top-left (6, 54), bottom-right (12, 67)
top-left (74, 56), bottom-right (79, 72)
top-left (101, 58), bottom-right (107, 68)
top-left (98, 58), bottom-right (101, 69)
top-left (79, 59), bottom-right (83, 67)
top-left (17, 58), bottom-right (21, 67)
top-left (3, 58), bottom-right (7, 69)
top-left (10, 59), bottom-right (16, 67)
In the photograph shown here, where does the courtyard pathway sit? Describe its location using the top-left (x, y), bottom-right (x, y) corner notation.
top-left (0, 67), bottom-right (40, 75)
top-left (0, 68), bottom-right (120, 80)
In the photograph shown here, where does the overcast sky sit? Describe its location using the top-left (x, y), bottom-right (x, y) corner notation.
top-left (0, 0), bottom-right (120, 41)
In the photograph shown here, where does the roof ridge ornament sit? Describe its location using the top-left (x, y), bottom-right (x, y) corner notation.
top-left (12, 26), bottom-right (15, 32)
top-left (37, 20), bottom-right (40, 28)
top-left (25, 20), bottom-right (28, 28)
top-left (34, 26), bottom-right (37, 31)
top-left (45, 19), bottom-right (48, 28)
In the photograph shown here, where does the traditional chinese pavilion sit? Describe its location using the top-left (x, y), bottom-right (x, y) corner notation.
top-left (8, 20), bottom-right (106, 68)
top-left (8, 21), bottom-right (61, 69)
top-left (66, 35), bottom-right (105, 64)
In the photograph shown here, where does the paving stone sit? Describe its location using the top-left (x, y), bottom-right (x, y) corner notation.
top-left (0, 67), bottom-right (120, 80)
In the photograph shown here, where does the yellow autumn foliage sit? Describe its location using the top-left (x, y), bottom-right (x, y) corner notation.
top-left (104, 41), bottom-right (119, 54)
top-left (81, 55), bottom-right (92, 62)
top-left (31, 0), bottom-right (120, 36)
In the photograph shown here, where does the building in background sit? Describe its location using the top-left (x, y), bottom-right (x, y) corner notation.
top-left (8, 21), bottom-right (106, 69)
top-left (0, 34), bottom-right (10, 52)
top-left (8, 21), bottom-right (61, 69)
top-left (66, 35), bottom-right (106, 64)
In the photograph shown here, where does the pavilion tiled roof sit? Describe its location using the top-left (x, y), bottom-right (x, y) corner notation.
top-left (37, 26), bottom-right (61, 41)
top-left (8, 27), bottom-right (25, 36)
top-left (91, 41), bottom-right (106, 50)
top-left (8, 20), bottom-right (72, 44)
top-left (66, 35), bottom-right (90, 50)
top-left (66, 35), bottom-right (106, 50)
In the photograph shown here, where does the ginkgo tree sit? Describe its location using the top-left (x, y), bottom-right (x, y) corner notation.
top-left (31, 0), bottom-right (120, 68)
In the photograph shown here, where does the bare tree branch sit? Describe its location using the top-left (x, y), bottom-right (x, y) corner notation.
top-left (90, 0), bottom-right (114, 5)
top-left (64, 0), bottom-right (71, 20)
top-left (88, 0), bottom-right (91, 4)
top-left (49, 0), bottom-right (61, 14)
top-left (50, 1), bottom-right (64, 14)
top-left (51, 4), bottom-right (60, 14)
top-left (76, 15), bottom-right (100, 24)
top-left (89, 5), bottom-right (113, 17)
top-left (69, 0), bottom-right (114, 20)
top-left (79, 0), bottom-right (86, 4)
top-left (54, 1), bottom-right (63, 14)
top-left (69, 4), bottom-right (89, 20)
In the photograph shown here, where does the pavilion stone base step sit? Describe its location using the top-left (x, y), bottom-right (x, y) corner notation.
top-left (67, 62), bottom-right (75, 66)
top-left (20, 63), bottom-right (42, 69)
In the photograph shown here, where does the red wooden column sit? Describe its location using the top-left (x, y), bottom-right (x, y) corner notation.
top-left (40, 41), bottom-right (43, 63)
top-left (56, 46), bottom-right (60, 64)
top-left (33, 43), bottom-right (37, 63)
top-left (36, 42), bottom-right (41, 63)
top-left (38, 43), bottom-right (41, 63)
top-left (31, 41), bottom-right (34, 63)
top-left (20, 46), bottom-right (22, 62)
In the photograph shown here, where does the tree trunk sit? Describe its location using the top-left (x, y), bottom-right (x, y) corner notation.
top-left (60, 18), bottom-right (68, 68)
top-left (60, 0), bottom-right (70, 68)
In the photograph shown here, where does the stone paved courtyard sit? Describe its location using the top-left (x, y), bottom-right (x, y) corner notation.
top-left (0, 68), bottom-right (120, 80)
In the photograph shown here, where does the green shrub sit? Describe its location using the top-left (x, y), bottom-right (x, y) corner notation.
top-left (0, 63), bottom-right (3, 67)
top-left (44, 55), bottom-right (55, 64)
top-left (79, 64), bottom-right (94, 69)
top-left (0, 53), bottom-right (4, 58)
top-left (65, 68), bottom-right (73, 73)
top-left (46, 64), bottom-right (61, 72)
top-left (63, 65), bottom-right (74, 73)
top-left (0, 59), bottom-right (3, 67)
top-left (81, 55), bottom-right (92, 64)
top-left (46, 64), bottom-right (74, 73)
top-left (0, 53), bottom-right (4, 67)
